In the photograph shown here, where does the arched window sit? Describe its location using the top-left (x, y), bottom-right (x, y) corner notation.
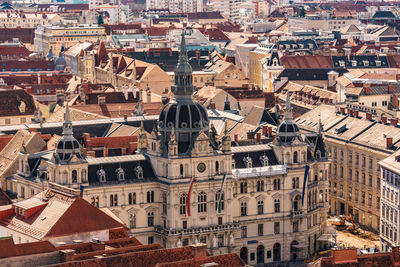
top-left (198, 192), bottom-right (207, 213)
top-left (257, 180), bottom-right (264, 192)
top-left (180, 164), bottom-right (184, 176)
top-left (257, 200), bottom-right (264, 214)
top-left (162, 192), bottom-right (167, 214)
top-left (319, 170), bottom-right (323, 180)
top-left (81, 169), bottom-right (86, 182)
top-left (240, 182), bottom-right (248, 193)
top-left (232, 160), bottom-right (236, 169)
top-left (293, 195), bottom-right (301, 212)
top-left (129, 214), bottom-right (136, 228)
top-left (136, 166), bottom-right (143, 179)
top-left (293, 151), bottom-right (298, 163)
top-left (128, 192), bottom-right (136, 205)
top-left (215, 161), bottom-right (219, 173)
top-left (116, 167), bottom-right (124, 181)
top-left (180, 193), bottom-right (187, 215)
top-left (72, 170), bottom-right (77, 183)
top-left (274, 179), bottom-right (280, 190)
top-left (97, 169), bottom-right (106, 183)
top-left (215, 190), bottom-right (224, 212)
top-left (241, 202), bottom-right (247, 216)
top-left (147, 212), bottom-right (154, 226)
top-left (274, 199), bottom-right (280, 212)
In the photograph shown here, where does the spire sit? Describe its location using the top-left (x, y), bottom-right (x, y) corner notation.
top-left (318, 114), bottom-right (324, 134)
top-left (224, 93), bottom-right (231, 111)
top-left (284, 90), bottom-right (293, 120)
top-left (171, 28), bottom-right (195, 96)
top-left (179, 28), bottom-right (188, 61)
top-left (62, 102), bottom-right (73, 136)
top-left (46, 47), bottom-right (54, 59)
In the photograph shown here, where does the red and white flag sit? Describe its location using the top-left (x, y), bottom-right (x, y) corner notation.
top-left (186, 176), bottom-right (195, 217)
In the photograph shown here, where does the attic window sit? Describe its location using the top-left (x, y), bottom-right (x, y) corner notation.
top-left (232, 160), bottom-right (235, 169)
top-left (136, 166), bottom-right (143, 179)
top-left (260, 155), bottom-right (269, 166)
top-left (363, 60), bottom-right (369, 67)
top-left (97, 169), bottom-right (106, 183)
top-left (375, 60), bottom-right (381, 67)
top-left (351, 60), bottom-right (357, 67)
top-left (243, 156), bottom-right (252, 168)
top-left (339, 61), bottom-right (345, 67)
top-left (115, 167), bottom-right (124, 181)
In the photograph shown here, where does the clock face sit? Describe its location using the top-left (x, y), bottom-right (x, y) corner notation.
top-left (197, 162), bottom-right (206, 173)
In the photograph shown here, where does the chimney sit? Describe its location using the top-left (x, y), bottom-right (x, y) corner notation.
top-left (191, 243), bottom-right (207, 260)
top-left (388, 84), bottom-right (394, 93)
top-left (146, 91), bottom-right (151, 103)
top-left (353, 110), bottom-right (359, 118)
top-left (262, 125), bottom-right (268, 135)
top-left (366, 113), bottom-right (373, 120)
top-left (256, 132), bottom-right (261, 143)
top-left (348, 109), bottom-right (353, 116)
top-left (210, 102), bottom-right (216, 109)
top-left (267, 126), bottom-right (273, 137)
top-left (392, 94), bottom-right (399, 110)
top-left (340, 107), bottom-right (345, 115)
top-left (382, 116), bottom-right (388, 124)
top-left (391, 118), bottom-right (399, 126)
top-left (59, 249), bottom-right (75, 263)
top-left (234, 134), bottom-right (238, 142)
top-left (387, 137), bottom-right (393, 148)
top-left (364, 83), bottom-right (371, 95)
top-left (247, 131), bottom-right (255, 140)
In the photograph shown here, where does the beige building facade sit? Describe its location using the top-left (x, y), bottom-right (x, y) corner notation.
top-left (298, 104), bottom-right (400, 232)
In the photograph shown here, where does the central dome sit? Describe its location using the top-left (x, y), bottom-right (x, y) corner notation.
top-left (159, 99), bottom-right (209, 130)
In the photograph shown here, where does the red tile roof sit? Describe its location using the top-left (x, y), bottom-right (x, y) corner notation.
top-left (0, 237), bottom-right (56, 259)
top-left (46, 197), bottom-right (126, 238)
top-left (280, 55), bottom-right (333, 69)
top-left (206, 28), bottom-right (230, 42)
top-left (0, 28), bottom-right (35, 44)
top-left (0, 45), bottom-right (31, 59)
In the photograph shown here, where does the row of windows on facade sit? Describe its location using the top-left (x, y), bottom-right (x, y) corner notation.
top-left (383, 169), bottom-right (400, 186)
top-left (20, 161), bottom-right (87, 183)
top-left (332, 166), bottom-right (380, 188)
top-left (330, 147), bottom-right (379, 171)
top-left (382, 204), bottom-right (399, 225)
top-left (333, 183), bottom-right (380, 209)
top-left (239, 177), bottom-right (302, 194)
top-left (232, 155), bottom-right (270, 169)
top-left (179, 191), bottom-right (224, 215)
top-left (382, 224), bottom-right (398, 244)
top-left (96, 166), bottom-right (143, 182)
top-left (382, 186), bottom-right (399, 204)
top-left (239, 216), bottom-right (319, 238)
top-left (91, 190), bottom-right (155, 207)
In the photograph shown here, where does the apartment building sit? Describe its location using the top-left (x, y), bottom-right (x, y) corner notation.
top-left (298, 104), bottom-right (400, 232)
top-left (34, 24), bottom-right (106, 56)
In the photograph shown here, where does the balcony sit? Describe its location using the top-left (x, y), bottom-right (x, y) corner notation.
top-left (154, 223), bottom-right (240, 237)
top-left (290, 210), bottom-right (303, 218)
top-left (232, 165), bottom-right (286, 179)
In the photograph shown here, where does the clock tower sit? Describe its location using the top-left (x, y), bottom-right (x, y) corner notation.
top-left (146, 29), bottom-right (236, 250)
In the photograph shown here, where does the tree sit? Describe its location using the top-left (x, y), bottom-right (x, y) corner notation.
top-left (97, 13), bottom-right (104, 25)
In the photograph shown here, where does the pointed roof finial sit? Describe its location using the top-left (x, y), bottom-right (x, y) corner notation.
top-left (224, 93), bottom-right (231, 111)
top-left (284, 90), bottom-right (293, 120)
top-left (62, 102), bottom-right (73, 136)
top-left (318, 114), bottom-right (324, 134)
top-left (180, 28), bottom-right (187, 60)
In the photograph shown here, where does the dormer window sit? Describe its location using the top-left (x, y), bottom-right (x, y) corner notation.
top-left (316, 150), bottom-right (321, 159)
top-left (232, 160), bottom-right (236, 169)
top-left (97, 169), bottom-right (106, 183)
top-left (260, 155), bottom-right (269, 167)
top-left (339, 61), bottom-right (345, 67)
top-left (243, 156), bottom-right (252, 168)
top-left (136, 166), bottom-right (143, 179)
top-left (363, 60), bottom-right (369, 67)
top-left (351, 60), bottom-right (357, 67)
top-left (375, 60), bottom-right (381, 67)
top-left (116, 167), bottom-right (124, 181)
